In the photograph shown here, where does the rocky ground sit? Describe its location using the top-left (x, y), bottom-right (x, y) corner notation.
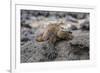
top-left (20, 10), bottom-right (90, 63)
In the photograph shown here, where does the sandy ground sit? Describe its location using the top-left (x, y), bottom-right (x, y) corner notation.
top-left (20, 10), bottom-right (89, 63)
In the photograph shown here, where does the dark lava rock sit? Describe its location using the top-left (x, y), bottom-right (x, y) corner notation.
top-left (70, 25), bottom-right (78, 30)
top-left (68, 12), bottom-right (87, 19)
top-left (80, 21), bottom-right (89, 31)
top-left (40, 42), bottom-right (58, 61)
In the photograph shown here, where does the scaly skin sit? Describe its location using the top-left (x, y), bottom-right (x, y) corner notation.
top-left (36, 23), bottom-right (73, 44)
